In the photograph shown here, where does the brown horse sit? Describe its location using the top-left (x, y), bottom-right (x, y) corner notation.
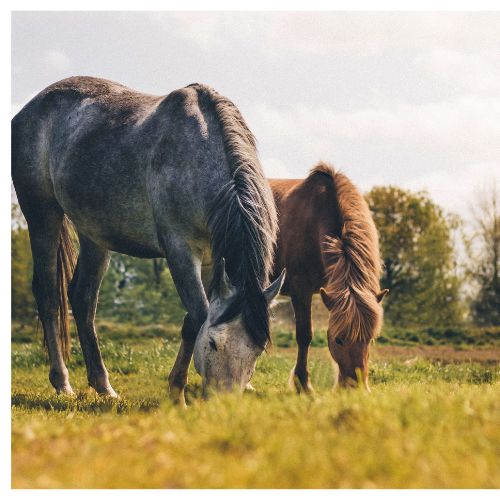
top-left (270, 162), bottom-right (388, 392)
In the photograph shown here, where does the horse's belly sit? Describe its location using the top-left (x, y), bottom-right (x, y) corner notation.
top-left (68, 204), bottom-right (163, 258)
top-left (54, 168), bottom-right (164, 258)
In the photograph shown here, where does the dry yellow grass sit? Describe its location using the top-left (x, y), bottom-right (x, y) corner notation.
top-left (11, 339), bottom-right (500, 488)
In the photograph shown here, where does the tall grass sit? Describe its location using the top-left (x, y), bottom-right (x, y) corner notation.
top-left (11, 338), bottom-right (500, 488)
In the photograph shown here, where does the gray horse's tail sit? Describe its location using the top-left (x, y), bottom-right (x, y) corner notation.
top-left (54, 216), bottom-right (78, 360)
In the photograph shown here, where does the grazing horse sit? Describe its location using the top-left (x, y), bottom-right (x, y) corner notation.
top-left (270, 163), bottom-right (388, 392)
top-left (12, 76), bottom-right (285, 404)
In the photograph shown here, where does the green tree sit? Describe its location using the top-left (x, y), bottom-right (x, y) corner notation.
top-left (11, 203), bottom-right (36, 323)
top-left (11, 200), bottom-right (185, 327)
top-left (366, 186), bottom-right (464, 327)
top-left (468, 184), bottom-right (500, 326)
top-left (98, 254), bottom-right (185, 325)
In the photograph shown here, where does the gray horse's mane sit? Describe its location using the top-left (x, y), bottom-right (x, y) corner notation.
top-left (189, 84), bottom-right (278, 348)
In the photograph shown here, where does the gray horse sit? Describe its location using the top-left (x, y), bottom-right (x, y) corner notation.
top-left (12, 76), bottom-right (285, 405)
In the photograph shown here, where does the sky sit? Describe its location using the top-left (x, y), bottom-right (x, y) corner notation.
top-left (11, 11), bottom-right (500, 218)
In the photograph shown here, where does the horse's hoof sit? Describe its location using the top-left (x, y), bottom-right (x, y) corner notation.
top-left (56, 385), bottom-right (75, 397)
top-left (50, 368), bottom-right (73, 395)
top-left (90, 378), bottom-right (119, 398)
top-left (96, 386), bottom-right (119, 398)
top-left (244, 382), bottom-right (256, 392)
top-left (296, 381), bottom-right (314, 396)
top-left (289, 368), bottom-right (314, 395)
top-left (169, 387), bottom-right (188, 409)
top-left (173, 397), bottom-right (188, 410)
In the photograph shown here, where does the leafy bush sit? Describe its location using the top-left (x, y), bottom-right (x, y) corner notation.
top-left (378, 325), bottom-right (500, 347)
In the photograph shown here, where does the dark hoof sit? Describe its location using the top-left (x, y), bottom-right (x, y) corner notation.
top-left (289, 368), bottom-right (314, 395)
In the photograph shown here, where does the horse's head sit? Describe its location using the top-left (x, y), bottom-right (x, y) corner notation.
top-left (320, 287), bottom-right (389, 390)
top-left (194, 262), bottom-right (285, 394)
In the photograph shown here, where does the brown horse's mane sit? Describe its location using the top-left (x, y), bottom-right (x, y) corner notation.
top-left (309, 162), bottom-right (383, 343)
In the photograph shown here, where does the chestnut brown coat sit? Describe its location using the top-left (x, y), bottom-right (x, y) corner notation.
top-left (270, 163), bottom-right (388, 391)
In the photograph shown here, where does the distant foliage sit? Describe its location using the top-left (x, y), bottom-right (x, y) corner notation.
top-left (14, 179), bottom-right (497, 331)
top-left (11, 204), bottom-right (36, 323)
top-left (468, 184), bottom-right (500, 326)
top-left (366, 186), bottom-right (464, 327)
top-left (11, 202), bottom-right (185, 326)
top-left (98, 254), bottom-right (185, 325)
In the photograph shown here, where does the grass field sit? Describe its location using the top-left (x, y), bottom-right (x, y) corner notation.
top-left (11, 324), bottom-right (500, 489)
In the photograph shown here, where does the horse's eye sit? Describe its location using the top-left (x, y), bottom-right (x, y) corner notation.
top-left (209, 338), bottom-right (218, 351)
top-left (335, 337), bottom-right (344, 346)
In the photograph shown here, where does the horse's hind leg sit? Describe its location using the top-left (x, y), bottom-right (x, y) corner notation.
top-left (68, 235), bottom-right (116, 397)
top-left (27, 204), bottom-right (74, 394)
top-left (290, 293), bottom-right (314, 394)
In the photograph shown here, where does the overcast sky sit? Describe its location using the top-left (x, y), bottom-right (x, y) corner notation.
top-left (11, 11), bottom-right (500, 217)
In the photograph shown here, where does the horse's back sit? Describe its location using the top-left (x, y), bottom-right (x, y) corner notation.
top-left (12, 78), bottom-right (166, 255)
top-left (12, 76), bottom-right (163, 181)
top-left (269, 171), bottom-right (342, 293)
top-left (21, 76), bottom-right (162, 118)
top-left (12, 77), bottom-right (233, 258)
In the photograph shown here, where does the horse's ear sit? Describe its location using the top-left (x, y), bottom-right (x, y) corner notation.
top-left (211, 258), bottom-right (237, 301)
top-left (376, 289), bottom-right (389, 303)
top-left (264, 268), bottom-right (286, 305)
top-left (320, 288), bottom-right (334, 309)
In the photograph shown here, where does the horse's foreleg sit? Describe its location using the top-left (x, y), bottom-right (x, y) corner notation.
top-left (168, 313), bottom-right (198, 406)
top-left (162, 235), bottom-right (208, 407)
top-left (68, 235), bottom-right (116, 397)
top-left (290, 293), bottom-right (314, 394)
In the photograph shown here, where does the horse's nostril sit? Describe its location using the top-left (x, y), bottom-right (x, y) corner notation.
top-left (209, 338), bottom-right (217, 351)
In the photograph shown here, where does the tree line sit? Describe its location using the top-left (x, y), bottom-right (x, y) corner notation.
top-left (11, 184), bottom-right (500, 328)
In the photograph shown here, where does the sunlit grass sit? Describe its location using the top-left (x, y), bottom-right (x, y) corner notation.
top-left (12, 339), bottom-right (500, 488)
